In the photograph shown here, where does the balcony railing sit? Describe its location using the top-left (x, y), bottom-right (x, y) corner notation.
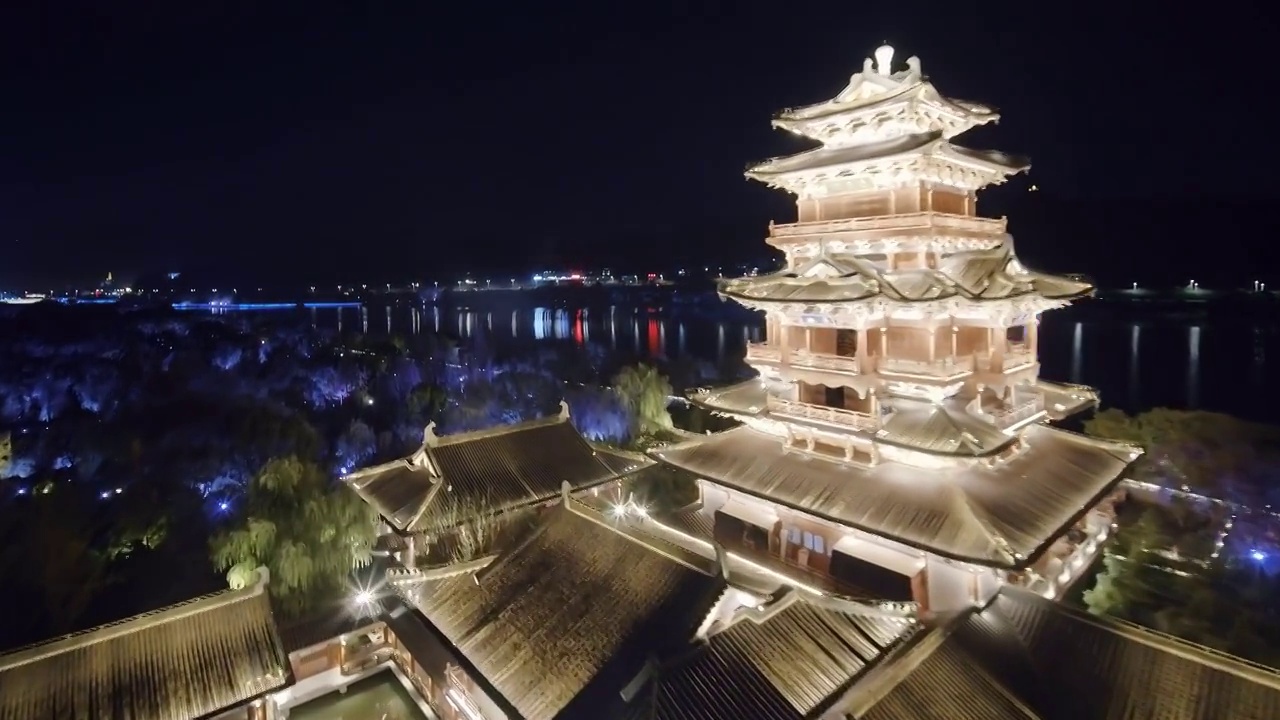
top-left (878, 354), bottom-right (975, 377)
top-left (984, 394), bottom-right (1045, 430)
top-left (745, 342), bottom-right (781, 364)
top-left (972, 343), bottom-right (1036, 372)
top-left (769, 211), bottom-right (1007, 240)
top-left (767, 396), bottom-right (880, 431)
top-left (745, 344), bottom-right (861, 375)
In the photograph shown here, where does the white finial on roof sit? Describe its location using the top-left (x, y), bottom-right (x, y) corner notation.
top-left (558, 400), bottom-right (571, 421)
top-left (875, 44), bottom-right (895, 75)
top-left (424, 421), bottom-right (439, 448)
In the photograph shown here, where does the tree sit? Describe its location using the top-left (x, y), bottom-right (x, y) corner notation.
top-left (1085, 408), bottom-right (1280, 501)
top-left (0, 431), bottom-right (10, 478)
top-left (629, 465), bottom-right (700, 514)
top-left (612, 364), bottom-right (674, 437)
top-left (210, 457), bottom-right (377, 617)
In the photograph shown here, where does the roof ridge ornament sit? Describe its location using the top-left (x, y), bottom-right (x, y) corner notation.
top-left (874, 44), bottom-right (895, 75)
top-left (558, 400), bottom-right (571, 421)
top-left (424, 421), bottom-right (440, 448)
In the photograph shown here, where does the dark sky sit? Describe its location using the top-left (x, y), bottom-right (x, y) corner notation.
top-left (1, 1), bottom-right (1274, 289)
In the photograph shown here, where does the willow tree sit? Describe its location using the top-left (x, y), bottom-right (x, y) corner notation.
top-left (612, 364), bottom-right (674, 438)
top-left (210, 456), bottom-right (376, 617)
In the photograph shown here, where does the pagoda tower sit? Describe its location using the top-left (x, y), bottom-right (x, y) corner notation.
top-left (704, 44), bottom-right (1096, 464)
top-left (655, 46), bottom-right (1141, 609)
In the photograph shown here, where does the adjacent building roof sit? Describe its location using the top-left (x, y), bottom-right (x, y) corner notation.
top-left (655, 595), bottom-right (918, 720)
top-left (719, 244), bottom-right (1091, 307)
top-left (0, 570), bottom-right (288, 720)
top-left (344, 411), bottom-right (652, 534)
top-left (854, 588), bottom-right (1280, 720)
top-left (652, 425), bottom-right (1140, 568)
top-left (390, 501), bottom-right (726, 720)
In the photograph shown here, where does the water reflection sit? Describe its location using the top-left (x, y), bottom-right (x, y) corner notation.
top-left (305, 304), bottom-right (1278, 422)
top-left (1129, 324), bottom-right (1140, 408)
top-left (1070, 321), bottom-right (1083, 383)
top-left (1187, 325), bottom-right (1201, 409)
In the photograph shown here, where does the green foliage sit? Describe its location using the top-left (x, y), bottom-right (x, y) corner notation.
top-left (1085, 408), bottom-right (1280, 499)
top-left (612, 364), bottom-right (674, 437)
top-left (630, 466), bottom-right (700, 514)
top-left (210, 456), bottom-right (377, 617)
top-left (0, 431), bottom-right (11, 477)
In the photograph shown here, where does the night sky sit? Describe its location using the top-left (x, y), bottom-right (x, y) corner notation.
top-left (1, 1), bottom-right (1274, 289)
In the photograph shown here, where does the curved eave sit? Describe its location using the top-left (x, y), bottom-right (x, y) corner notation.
top-left (773, 88), bottom-right (1000, 133)
top-left (775, 82), bottom-right (919, 122)
top-left (745, 143), bottom-right (1030, 190)
top-left (722, 281), bottom-right (1078, 307)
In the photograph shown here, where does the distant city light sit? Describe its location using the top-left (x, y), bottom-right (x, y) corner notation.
top-left (218, 501), bottom-right (230, 512)
top-left (1251, 550), bottom-right (1266, 562)
top-left (354, 590), bottom-right (374, 605)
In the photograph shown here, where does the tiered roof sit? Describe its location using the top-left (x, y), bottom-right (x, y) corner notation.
top-left (852, 588), bottom-right (1280, 720)
top-left (344, 405), bottom-right (651, 534)
top-left (721, 245), bottom-right (1090, 312)
top-left (653, 425), bottom-right (1140, 568)
top-left (0, 569), bottom-right (288, 720)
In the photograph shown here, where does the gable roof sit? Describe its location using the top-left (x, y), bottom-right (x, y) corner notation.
top-left (654, 595), bottom-right (918, 719)
top-left (390, 501), bottom-right (725, 720)
top-left (0, 571), bottom-right (288, 720)
top-left (345, 413), bottom-right (651, 534)
top-left (856, 588), bottom-right (1280, 720)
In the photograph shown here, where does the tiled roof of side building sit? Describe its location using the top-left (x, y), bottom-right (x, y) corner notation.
top-left (855, 588), bottom-right (1280, 720)
top-left (653, 425), bottom-right (1140, 568)
top-left (345, 411), bottom-right (653, 534)
top-left (390, 501), bottom-right (726, 720)
top-left (655, 596), bottom-right (919, 720)
top-left (0, 570), bottom-right (288, 720)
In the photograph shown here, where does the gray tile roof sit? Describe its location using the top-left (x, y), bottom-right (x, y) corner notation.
top-left (346, 415), bottom-right (651, 534)
top-left (391, 502), bottom-right (725, 720)
top-left (653, 425), bottom-right (1139, 568)
top-left (655, 597), bottom-right (918, 720)
top-left (857, 588), bottom-right (1280, 720)
top-left (0, 571), bottom-right (288, 720)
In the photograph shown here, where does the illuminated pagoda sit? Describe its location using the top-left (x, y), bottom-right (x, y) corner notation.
top-left (651, 44), bottom-right (1143, 613)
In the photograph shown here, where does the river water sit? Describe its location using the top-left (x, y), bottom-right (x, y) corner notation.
top-left (289, 301), bottom-right (1280, 424)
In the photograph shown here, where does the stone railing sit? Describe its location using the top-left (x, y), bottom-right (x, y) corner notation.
top-left (767, 396), bottom-right (880, 431)
top-left (745, 344), bottom-right (860, 375)
top-left (878, 354), bottom-right (975, 377)
top-left (769, 211), bottom-right (1006, 239)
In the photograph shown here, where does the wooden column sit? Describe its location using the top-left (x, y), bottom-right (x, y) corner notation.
top-left (950, 323), bottom-right (958, 358)
top-left (991, 325), bottom-right (1006, 371)
top-left (879, 327), bottom-right (888, 359)
top-left (856, 327), bottom-right (870, 373)
top-left (1027, 318), bottom-right (1039, 356)
top-left (780, 321), bottom-right (790, 367)
top-left (927, 326), bottom-right (936, 362)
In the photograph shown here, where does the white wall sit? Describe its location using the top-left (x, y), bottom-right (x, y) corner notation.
top-left (926, 556), bottom-right (977, 614)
